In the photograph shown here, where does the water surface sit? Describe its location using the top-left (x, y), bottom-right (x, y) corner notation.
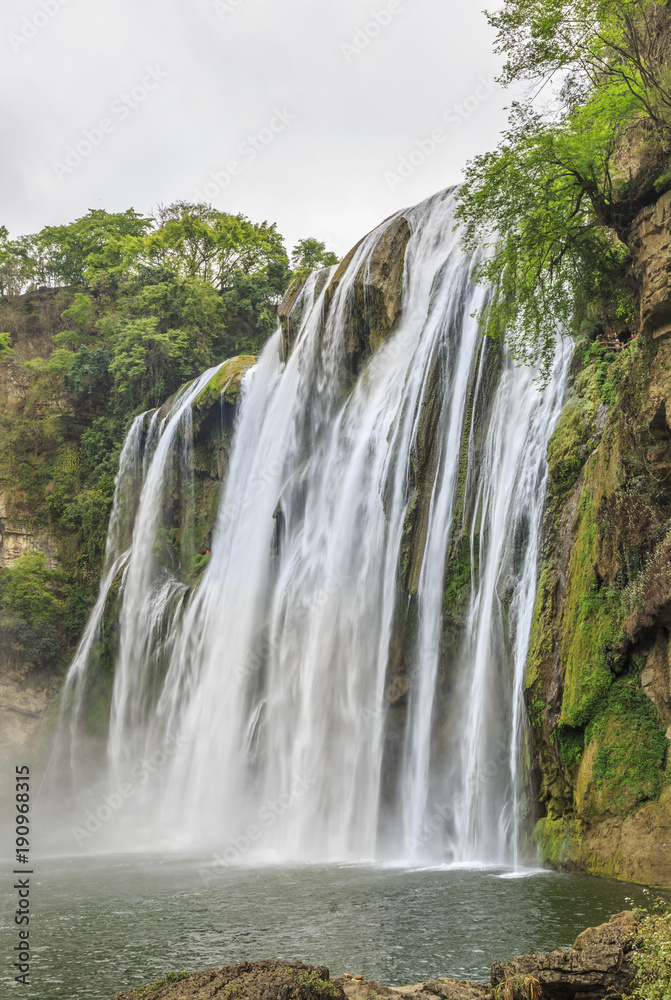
top-left (1, 857), bottom-right (657, 1000)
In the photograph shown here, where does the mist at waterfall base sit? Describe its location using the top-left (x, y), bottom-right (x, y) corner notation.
top-left (42, 187), bottom-right (569, 868)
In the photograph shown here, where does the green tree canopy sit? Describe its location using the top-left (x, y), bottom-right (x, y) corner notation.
top-left (36, 209), bottom-right (153, 287)
top-left (456, 0), bottom-right (671, 381)
top-left (291, 237), bottom-right (339, 272)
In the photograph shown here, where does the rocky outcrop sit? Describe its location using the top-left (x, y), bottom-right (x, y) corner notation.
top-left (527, 188), bottom-right (671, 886)
top-left (279, 215), bottom-right (411, 371)
top-left (111, 914), bottom-right (642, 1000)
top-left (629, 189), bottom-right (671, 339)
top-left (0, 658), bottom-right (56, 815)
top-left (491, 911), bottom-right (637, 1000)
top-left (340, 977), bottom-right (490, 1000)
top-left (0, 490), bottom-right (59, 568)
top-left (114, 961), bottom-right (346, 1000)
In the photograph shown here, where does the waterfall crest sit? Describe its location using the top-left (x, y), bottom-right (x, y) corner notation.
top-left (48, 189), bottom-right (568, 863)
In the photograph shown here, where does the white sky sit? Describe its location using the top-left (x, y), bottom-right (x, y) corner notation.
top-left (1, 0), bottom-right (510, 259)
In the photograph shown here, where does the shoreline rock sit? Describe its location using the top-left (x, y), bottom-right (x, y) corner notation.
top-left (112, 912), bottom-right (639, 1000)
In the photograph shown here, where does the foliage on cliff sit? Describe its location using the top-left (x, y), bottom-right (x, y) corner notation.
top-left (632, 894), bottom-right (671, 1000)
top-left (527, 323), bottom-right (671, 883)
top-left (456, 0), bottom-right (671, 381)
top-left (0, 204), bottom-right (337, 674)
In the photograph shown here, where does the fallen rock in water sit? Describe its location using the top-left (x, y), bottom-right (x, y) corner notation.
top-left (490, 911), bottom-right (638, 999)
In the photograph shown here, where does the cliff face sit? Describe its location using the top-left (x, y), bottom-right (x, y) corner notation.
top-left (0, 307), bottom-right (249, 797)
top-left (527, 190), bottom-right (671, 887)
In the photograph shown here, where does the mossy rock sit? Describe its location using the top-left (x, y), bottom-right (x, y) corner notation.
top-left (575, 679), bottom-right (669, 820)
top-left (534, 814), bottom-right (582, 866)
top-left (321, 215), bottom-right (411, 373)
top-left (547, 397), bottom-right (593, 495)
top-left (560, 490), bottom-right (627, 728)
top-left (194, 355), bottom-right (256, 411)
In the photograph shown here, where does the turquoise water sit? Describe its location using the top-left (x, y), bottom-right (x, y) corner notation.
top-left (0, 856), bottom-right (660, 1000)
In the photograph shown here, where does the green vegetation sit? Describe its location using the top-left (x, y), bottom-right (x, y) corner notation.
top-left (136, 970), bottom-right (191, 997)
top-left (291, 237), bottom-right (339, 273)
top-left (297, 971), bottom-right (339, 1000)
top-left (0, 551), bottom-right (65, 669)
top-left (559, 488), bottom-right (625, 728)
top-left (456, 0), bottom-right (671, 381)
top-left (534, 814), bottom-right (581, 864)
top-left (587, 678), bottom-right (668, 810)
top-left (0, 203), bottom-right (332, 672)
top-left (443, 535), bottom-right (477, 608)
top-left (493, 972), bottom-right (540, 1000)
top-left (557, 723), bottom-right (585, 769)
top-left (632, 894), bottom-right (671, 1000)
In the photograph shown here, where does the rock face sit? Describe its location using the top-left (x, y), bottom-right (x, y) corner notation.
top-left (527, 186), bottom-right (671, 886)
top-left (278, 215), bottom-right (411, 370)
top-left (490, 912), bottom-right (637, 1000)
top-left (629, 189), bottom-right (671, 339)
top-left (0, 490), bottom-right (59, 568)
top-left (0, 658), bottom-right (55, 817)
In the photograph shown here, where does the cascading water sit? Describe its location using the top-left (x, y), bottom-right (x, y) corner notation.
top-left (48, 188), bottom-right (569, 864)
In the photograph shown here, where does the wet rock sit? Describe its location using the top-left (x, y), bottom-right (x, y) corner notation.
top-left (280, 216), bottom-right (411, 371)
top-left (490, 911), bottom-right (637, 999)
top-left (114, 960), bottom-right (346, 1000)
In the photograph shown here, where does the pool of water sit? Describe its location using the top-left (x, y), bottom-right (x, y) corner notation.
top-left (0, 856), bottom-right (657, 1000)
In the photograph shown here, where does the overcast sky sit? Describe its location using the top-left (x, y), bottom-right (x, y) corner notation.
top-left (2, 0), bottom-right (510, 258)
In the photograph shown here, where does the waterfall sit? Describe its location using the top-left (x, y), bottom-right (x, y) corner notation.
top-left (48, 188), bottom-right (568, 863)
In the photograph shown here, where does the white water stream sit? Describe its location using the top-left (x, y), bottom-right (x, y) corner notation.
top-left (49, 189), bottom-right (568, 863)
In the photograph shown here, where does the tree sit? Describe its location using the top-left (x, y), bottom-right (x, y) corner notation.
top-left (291, 237), bottom-right (339, 272)
top-left (117, 202), bottom-right (290, 294)
top-left (455, 0), bottom-right (671, 381)
top-left (36, 208), bottom-right (153, 287)
top-left (0, 229), bottom-right (42, 295)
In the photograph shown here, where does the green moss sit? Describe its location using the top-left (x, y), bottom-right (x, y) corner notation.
top-left (534, 814), bottom-right (581, 865)
top-left (557, 723), bottom-right (584, 769)
top-left (560, 492), bottom-right (625, 727)
top-left (194, 354), bottom-right (256, 410)
top-left (547, 398), bottom-right (591, 495)
top-left (586, 679), bottom-right (669, 812)
top-left (443, 534), bottom-right (478, 612)
top-left (137, 971), bottom-right (191, 997)
top-left (526, 566), bottom-right (554, 690)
